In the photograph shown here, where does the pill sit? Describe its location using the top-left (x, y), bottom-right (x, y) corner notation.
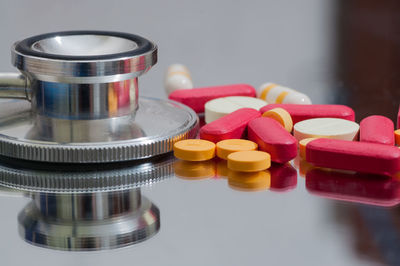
top-left (304, 138), bottom-right (400, 176)
top-left (360, 115), bottom-right (394, 145)
top-left (164, 64), bottom-right (193, 95)
top-left (200, 108), bottom-right (261, 143)
top-left (260, 104), bottom-right (355, 124)
top-left (262, 107), bottom-right (293, 132)
top-left (205, 96), bottom-right (267, 123)
top-left (227, 150), bottom-right (271, 172)
top-left (257, 83), bottom-right (312, 104)
top-left (228, 170), bottom-right (271, 192)
top-left (173, 139), bottom-right (215, 161)
top-left (306, 168), bottom-right (400, 207)
top-left (299, 138), bottom-right (318, 159)
top-left (269, 163), bottom-right (297, 192)
top-left (293, 118), bottom-right (359, 142)
top-left (174, 160), bottom-right (216, 180)
top-left (247, 117), bottom-right (297, 163)
top-left (169, 84), bottom-right (256, 113)
top-left (216, 139), bottom-right (258, 160)
top-left (396, 129), bottom-right (400, 145)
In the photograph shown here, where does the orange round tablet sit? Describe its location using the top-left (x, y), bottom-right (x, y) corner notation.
top-left (395, 129), bottom-right (400, 146)
top-left (173, 139), bottom-right (216, 161)
top-left (299, 138), bottom-right (318, 159)
top-left (216, 139), bottom-right (258, 160)
top-left (262, 107), bottom-right (293, 132)
top-left (227, 150), bottom-right (271, 172)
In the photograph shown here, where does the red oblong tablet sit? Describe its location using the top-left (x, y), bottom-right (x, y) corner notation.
top-left (306, 138), bottom-right (400, 176)
top-left (360, 115), bottom-right (394, 145)
top-left (259, 104), bottom-right (355, 124)
top-left (248, 117), bottom-right (297, 163)
top-left (169, 84), bottom-right (256, 113)
top-left (199, 108), bottom-right (261, 143)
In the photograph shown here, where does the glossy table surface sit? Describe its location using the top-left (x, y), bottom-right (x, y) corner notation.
top-left (0, 0), bottom-right (399, 265)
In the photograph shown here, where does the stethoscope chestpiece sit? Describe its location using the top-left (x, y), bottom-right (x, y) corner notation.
top-left (0, 31), bottom-right (198, 163)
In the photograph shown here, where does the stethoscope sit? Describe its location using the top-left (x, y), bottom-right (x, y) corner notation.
top-left (0, 31), bottom-right (198, 163)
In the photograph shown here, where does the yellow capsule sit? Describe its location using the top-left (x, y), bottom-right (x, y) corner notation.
top-left (257, 82), bottom-right (311, 104)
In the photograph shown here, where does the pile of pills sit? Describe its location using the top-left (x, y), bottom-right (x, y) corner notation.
top-left (166, 63), bottom-right (400, 182)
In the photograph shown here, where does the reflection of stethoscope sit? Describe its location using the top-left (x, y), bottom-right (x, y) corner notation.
top-left (0, 153), bottom-right (176, 251)
top-left (0, 31), bottom-right (198, 164)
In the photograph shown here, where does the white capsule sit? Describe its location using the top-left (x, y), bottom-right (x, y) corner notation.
top-left (257, 83), bottom-right (312, 104)
top-left (164, 64), bottom-right (193, 95)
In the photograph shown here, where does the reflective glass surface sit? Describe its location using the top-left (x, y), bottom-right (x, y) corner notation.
top-left (0, 1), bottom-right (399, 265)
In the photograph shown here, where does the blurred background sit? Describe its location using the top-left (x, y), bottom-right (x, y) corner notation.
top-left (0, 0), bottom-right (399, 265)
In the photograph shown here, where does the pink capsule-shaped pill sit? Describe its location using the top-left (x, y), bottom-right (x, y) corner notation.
top-left (199, 108), bottom-right (261, 143)
top-left (305, 138), bottom-right (400, 176)
top-left (169, 84), bottom-right (256, 113)
top-left (260, 104), bottom-right (355, 124)
top-left (360, 115), bottom-right (394, 145)
top-left (247, 117), bottom-right (298, 163)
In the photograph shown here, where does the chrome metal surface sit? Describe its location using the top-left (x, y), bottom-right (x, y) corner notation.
top-left (0, 153), bottom-right (175, 193)
top-left (0, 97), bottom-right (198, 163)
top-left (12, 31), bottom-right (158, 79)
top-left (30, 77), bottom-right (138, 119)
top-left (19, 189), bottom-right (160, 251)
top-left (31, 35), bottom-right (139, 56)
top-left (0, 72), bottom-right (29, 99)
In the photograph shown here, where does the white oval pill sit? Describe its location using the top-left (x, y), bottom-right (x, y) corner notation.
top-left (165, 64), bottom-right (193, 95)
top-left (205, 96), bottom-right (267, 124)
top-left (293, 118), bottom-right (359, 142)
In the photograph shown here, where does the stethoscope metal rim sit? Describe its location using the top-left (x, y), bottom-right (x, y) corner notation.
top-left (12, 30), bottom-right (158, 79)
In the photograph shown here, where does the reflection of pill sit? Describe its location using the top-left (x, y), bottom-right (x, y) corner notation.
top-left (165, 64), bottom-right (193, 95)
top-left (396, 129), bottom-right (400, 146)
top-left (360, 115), bottom-right (394, 145)
top-left (227, 150), bottom-right (271, 172)
top-left (205, 96), bottom-right (267, 123)
top-left (269, 163), bottom-right (297, 192)
top-left (260, 104), bottom-right (355, 124)
top-left (216, 159), bottom-right (229, 178)
top-left (173, 139), bottom-right (216, 161)
top-left (262, 108), bottom-right (293, 132)
top-left (305, 138), bottom-right (400, 176)
top-left (216, 139), bottom-right (258, 160)
top-left (257, 83), bottom-right (312, 104)
top-left (174, 160), bottom-right (216, 180)
top-left (169, 84), bottom-right (256, 113)
top-left (248, 117), bottom-right (297, 163)
top-left (228, 170), bottom-right (271, 192)
top-left (200, 108), bottom-right (261, 143)
top-left (293, 118), bottom-right (359, 142)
